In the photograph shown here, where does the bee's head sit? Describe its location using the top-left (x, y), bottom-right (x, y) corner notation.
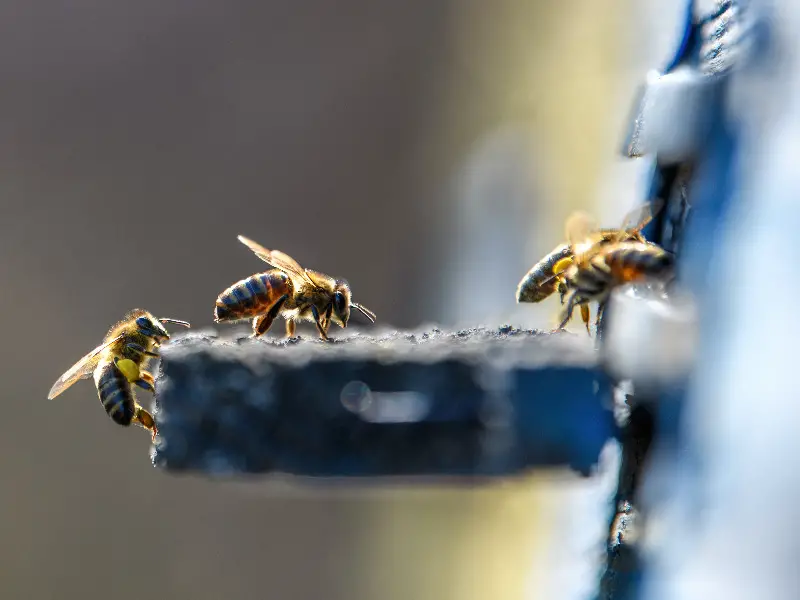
top-left (331, 283), bottom-right (352, 328)
top-left (135, 312), bottom-right (171, 342)
top-left (331, 283), bottom-right (376, 329)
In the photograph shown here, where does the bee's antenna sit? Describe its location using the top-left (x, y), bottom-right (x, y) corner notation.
top-left (352, 303), bottom-right (376, 323)
top-left (158, 318), bottom-right (191, 328)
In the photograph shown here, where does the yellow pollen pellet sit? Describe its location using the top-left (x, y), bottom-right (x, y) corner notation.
top-left (115, 358), bottom-right (140, 383)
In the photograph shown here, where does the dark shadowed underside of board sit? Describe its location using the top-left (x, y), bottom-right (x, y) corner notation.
top-left (151, 326), bottom-right (613, 478)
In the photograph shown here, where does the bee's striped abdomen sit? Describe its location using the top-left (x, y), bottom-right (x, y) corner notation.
top-left (93, 361), bottom-right (135, 426)
top-left (214, 270), bottom-right (293, 322)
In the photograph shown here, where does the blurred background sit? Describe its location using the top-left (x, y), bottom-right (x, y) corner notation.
top-left (0, 1), bottom-right (686, 598)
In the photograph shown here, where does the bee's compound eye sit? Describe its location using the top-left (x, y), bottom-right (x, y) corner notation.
top-left (334, 291), bottom-right (346, 312)
top-left (136, 317), bottom-right (152, 330)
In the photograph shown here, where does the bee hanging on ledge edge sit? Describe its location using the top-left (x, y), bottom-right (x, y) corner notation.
top-left (214, 235), bottom-right (376, 341)
top-left (553, 201), bottom-right (674, 335)
top-left (47, 309), bottom-right (190, 440)
top-left (516, 199), bottom-right (662, 309)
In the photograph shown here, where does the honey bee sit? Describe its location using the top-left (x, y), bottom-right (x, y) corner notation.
top-left (214, 235), bottom-right (376, 340)
top-left (47, 309), bottom-right (190, 440)
top-left (516, 200), bottom-right (661, 306)
top-left (554, 203), bottom-right (674, 335)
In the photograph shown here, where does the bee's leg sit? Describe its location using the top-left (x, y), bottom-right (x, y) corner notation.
top-left (252, 295), bottom-right (289, 338)
top-left (322, 303), bottom-right (333, 335)
top-left (132, 404), bottom-right (158, 441)
top-left (580, 304), bottom-right (591, 336)
top-left (311, 306), bottom-right (330, 341)
top-left (555, 291), bottom-right (578, 332)
top-left (285, 319), bottom-right (297, 338)
top-left (557, 279), bottom-right (568, 305)
top-left (126, 342), bottom-right (159, 358)
top-left (133, 371), bottom-right (156, 393)
top-left (595, 302), bottom-right (606, 331)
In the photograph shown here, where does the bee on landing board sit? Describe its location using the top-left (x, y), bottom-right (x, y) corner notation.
top-left (552, 201), bottom-right (674, 335)
top-left (47, 309), bottom-right (190, 440)
top-left (516, 200), bottom-right (661, 307)
top-left (213, 235), bottom-right (376, 341)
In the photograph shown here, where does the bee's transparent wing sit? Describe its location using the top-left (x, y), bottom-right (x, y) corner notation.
top-left (565, 210), bottom-right (599, 265)
top-left (237, 235), bottom-right (317, 287)
top-left (47, 335), bottom-right (123, 400)
top-left (565, 211), bottom-right (596, 247)
top-left (617, 198), bottom-right (665, 242)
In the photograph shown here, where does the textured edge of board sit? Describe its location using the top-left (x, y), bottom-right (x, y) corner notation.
top-left (150, 326), bottom-right (615, 479)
